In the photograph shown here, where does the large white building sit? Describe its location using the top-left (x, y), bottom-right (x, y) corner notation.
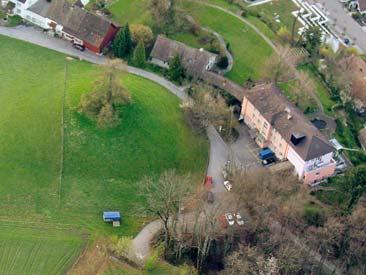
top-left (291, 0), bottom-right (340, 51)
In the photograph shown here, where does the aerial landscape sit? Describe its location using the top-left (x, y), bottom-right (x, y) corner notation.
top-left (0, 0), bottom-right (366, 274)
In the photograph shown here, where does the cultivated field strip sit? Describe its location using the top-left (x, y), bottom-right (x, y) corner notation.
top-left (0, 239), bottom-right (83, 275)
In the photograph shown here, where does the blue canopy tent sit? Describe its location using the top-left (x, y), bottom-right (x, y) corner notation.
top-left (103, 211), bottom-right (121, 222)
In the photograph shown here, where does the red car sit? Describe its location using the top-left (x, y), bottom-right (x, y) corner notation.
top-left (204, 176), bottom-right (213, 188)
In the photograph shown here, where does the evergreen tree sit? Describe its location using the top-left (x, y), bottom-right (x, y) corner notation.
top-left (167, 54), bottom-right (185, 84)
top-left (123, 23), bottom-right (132, 57)
top-left (302, 25), bottom-right (322, 58)
top-left (112, 24), bottom-right (133, 58)
top-left (132, 40), bottom-right (146, 68)
top-left (112, 27), bottom-right (125, 58)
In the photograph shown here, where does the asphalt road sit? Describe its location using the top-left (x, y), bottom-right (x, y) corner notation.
top-left (309, 0), bottom-right (366, 53)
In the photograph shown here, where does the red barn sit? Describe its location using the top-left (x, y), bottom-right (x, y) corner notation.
top-left (27, 0), bottom-right (119, 54)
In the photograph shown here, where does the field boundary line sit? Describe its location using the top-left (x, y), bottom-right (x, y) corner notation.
top-left (58, 59), bottom-right (68, 205)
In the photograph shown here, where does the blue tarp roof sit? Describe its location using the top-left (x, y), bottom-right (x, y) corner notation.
top-left (103, 211), bottom-right (121, 220)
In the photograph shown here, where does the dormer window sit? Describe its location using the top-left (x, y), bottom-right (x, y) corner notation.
top-left (291, 132), bottom-right (306, 146)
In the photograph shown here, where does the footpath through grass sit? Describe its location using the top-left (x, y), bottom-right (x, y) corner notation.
top-left (0, 35), bottom-right (208, 272)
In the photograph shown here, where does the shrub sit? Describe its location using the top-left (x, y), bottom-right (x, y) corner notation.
top-left (132, 40), bottom-right (146, 68)
top-left (130, 24), bottom-right (154, 47)
top-left (303, 205), bottom-right (325, 227)
top-left (217, 55), bottom-right (229, 69)
top-left (144, 247), bottom-right (161, 271)
top-left (109, 236), bottom-right (133, 259)
top-left (167, 54), bottom-right (185, 84)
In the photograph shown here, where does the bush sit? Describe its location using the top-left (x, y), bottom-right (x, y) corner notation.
top-left (130, 24), bottom-right (154, 47)
top-left (217, 55), bottom-right (229, 69)
top-left (303, 205), bottom-right (325, 227)
top-left (7, 15), bottom-right (22, 27)
top-left (109, 236), bottom-right (133, 259)
top-left (144, 245), bottom-right (163, 271)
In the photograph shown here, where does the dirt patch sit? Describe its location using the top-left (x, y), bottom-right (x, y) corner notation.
top-left (67, 240), bottom-right (111, 275)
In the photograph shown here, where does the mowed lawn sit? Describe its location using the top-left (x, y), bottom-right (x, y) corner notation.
top-left (0, 35), bottom-right (208, 272)
top-left (182, 1), bottom-right (273, 83)
top-left (107, 0), bottom-right (273, 83)
top-left (248, 0), bottom-right (299, 34)
top-left (109, 0), bottom-right (151, 25)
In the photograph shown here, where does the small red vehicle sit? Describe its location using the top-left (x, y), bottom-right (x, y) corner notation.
top-left (204, 176), bottom-right (213, 188)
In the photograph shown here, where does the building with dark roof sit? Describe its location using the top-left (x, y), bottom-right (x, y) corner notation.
top-left (199, 70), bottom-right (336, 184)
top-left (355, 0), bottom-right (366, 14)
top-left (241, 83), bottom-right (336, 185)
top-left (150, 35), bottom-right (218, 78)
top-left (9, 0), bottom-right (119, 53)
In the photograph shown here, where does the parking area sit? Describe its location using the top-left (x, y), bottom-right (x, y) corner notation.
top-left (230, 124), bottom-right (262, 169)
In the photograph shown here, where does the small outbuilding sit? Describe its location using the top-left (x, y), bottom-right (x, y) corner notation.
top-left (103, 211), bottom-right (121, 227)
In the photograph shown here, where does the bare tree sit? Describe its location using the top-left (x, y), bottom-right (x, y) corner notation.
top-left (137, 170), bottom-right (193, 252)
top-left (182, 83), bottom-right (237, 139)
top-left (262, 47), bottom-right (296, 83)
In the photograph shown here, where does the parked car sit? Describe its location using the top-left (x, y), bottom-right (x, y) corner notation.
top-left (259, 148), bottom-right (275, 160)
top-left (261, 157), bottom-right (276, 167)
top-left (204, 176), bottom-right (213, 186)
top-left (72, 43), bottom-right (85, 51)
top-left (235, 213), bottom-right (244, 226)
top-left (207, 191), bottom-right (214, 204)
top-left (344, 38), bottom-right (350, 45)
top-left (223, 180), bottom-right (232, 191)
top-left (225, 213), bottom-right (235, 226)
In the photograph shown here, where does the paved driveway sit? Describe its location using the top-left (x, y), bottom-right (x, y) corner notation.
top-left (230, 124), bottom-right (261, 170)
top-left (309, 0), bottom-right (366, 53)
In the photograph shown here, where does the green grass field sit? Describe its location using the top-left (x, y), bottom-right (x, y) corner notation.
top-left (181, 1), bottom-right (273, 83)
top-left (109, 0), bottom-right (151, 25)
top-left (0, 35), bottom-right (208, 273)
top-left (248, 0), bottom-right (299, 34)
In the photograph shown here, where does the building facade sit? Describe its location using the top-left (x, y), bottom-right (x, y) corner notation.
top-left (241, 84), bottom-right (336, 185)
